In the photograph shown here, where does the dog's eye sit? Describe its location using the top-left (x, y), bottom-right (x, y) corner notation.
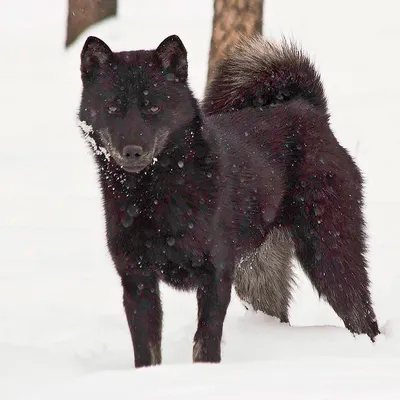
top-left (107, 105), bottom-right (119, 114)
top-left (150, 105), bottom-right (160, 114)
top-left (142, 104), bottom-right (161, 117)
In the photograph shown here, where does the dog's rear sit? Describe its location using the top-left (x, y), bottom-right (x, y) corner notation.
top-left (204, 36), bottom-right (326, 323)
top-left (205, 36), bottom-right (379, 339)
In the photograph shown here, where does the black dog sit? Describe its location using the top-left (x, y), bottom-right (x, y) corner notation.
top-left (78, 34), bottom-right (379, 368)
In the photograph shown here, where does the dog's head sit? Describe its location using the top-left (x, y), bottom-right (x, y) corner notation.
top-left (79, 35), bottom-right (196, 173)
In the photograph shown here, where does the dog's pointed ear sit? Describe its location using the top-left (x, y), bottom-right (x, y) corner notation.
top-left (156, 35), bottom-right (188, 82)
top-left (81, 36), bottom-right (112, 82)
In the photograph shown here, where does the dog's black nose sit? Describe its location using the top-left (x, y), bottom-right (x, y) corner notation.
top-left (122, 145), bottom-right (144, 160)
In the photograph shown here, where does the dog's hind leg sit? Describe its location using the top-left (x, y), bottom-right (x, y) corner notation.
top-left (290, 173), bottom-right (379, 340)
top-left (234, 228), bottom-right (295, 323)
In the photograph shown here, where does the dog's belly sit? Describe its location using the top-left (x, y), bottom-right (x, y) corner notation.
top-left (157, 261), bottom-right (208, 290)
top-left (133, 236), bottom-right (209, 290)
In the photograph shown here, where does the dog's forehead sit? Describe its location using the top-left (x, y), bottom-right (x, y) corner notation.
top-left (114, 50), bottom-right (159, 70)
top-left (109, 50), bottom-right (163, 89)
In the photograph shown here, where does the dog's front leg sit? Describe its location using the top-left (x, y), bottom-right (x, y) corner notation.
top-left (193, 258), bottom-right (233, 363)
top-left (121, 273), bottom-right (162, 368)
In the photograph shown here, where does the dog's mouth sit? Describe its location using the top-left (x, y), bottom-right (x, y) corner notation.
top-left (121, 164), bottom-right (148, 173)
top-left (119, 157), bottom-right (155, 174)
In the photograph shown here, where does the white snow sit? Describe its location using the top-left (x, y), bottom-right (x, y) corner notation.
top-left (1, 0), bottom-right (400, 398)
top-left (77, 120), bottom-right (110, 160)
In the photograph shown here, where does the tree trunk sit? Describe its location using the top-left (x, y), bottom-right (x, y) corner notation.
top-left (66, 0), bottom-right (117, 48)
top-left (207, 0), bottom-right (263, 86)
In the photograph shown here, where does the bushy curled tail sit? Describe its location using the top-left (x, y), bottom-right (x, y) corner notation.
top-left (203, 35), bottom-right (327, 115)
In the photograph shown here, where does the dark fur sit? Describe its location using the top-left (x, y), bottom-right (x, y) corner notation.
top-left (78, 34), bottom-right (379, 368)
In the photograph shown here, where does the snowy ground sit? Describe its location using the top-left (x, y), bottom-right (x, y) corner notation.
top-left (1, 0), bottom-right (400, 398)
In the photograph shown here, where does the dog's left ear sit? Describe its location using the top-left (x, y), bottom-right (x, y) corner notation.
top-left (156, 35), bottom-right (188, 82)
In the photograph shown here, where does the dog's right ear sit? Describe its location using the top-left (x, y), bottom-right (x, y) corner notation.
top-left (81, 36), bottom-right (112, 82)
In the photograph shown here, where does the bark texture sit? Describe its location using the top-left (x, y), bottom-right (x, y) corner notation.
top-left (66, 0), bottom-right (117, 47)
top-left (207, 0), bottom-right (263, 85)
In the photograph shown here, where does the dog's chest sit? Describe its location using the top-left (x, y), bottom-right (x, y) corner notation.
top-left (109, 182), bottom-right (213, 275)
